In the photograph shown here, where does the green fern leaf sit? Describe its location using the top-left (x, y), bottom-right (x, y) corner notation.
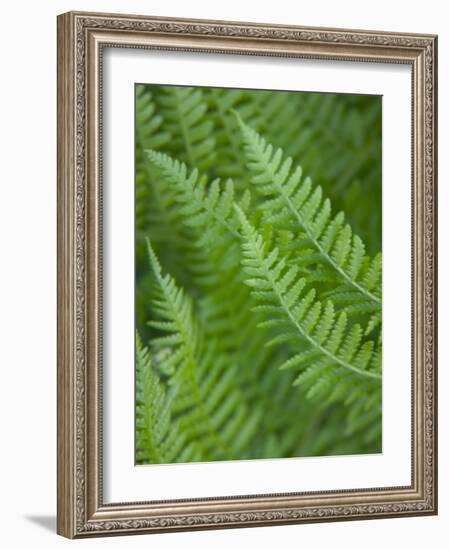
top-left (146, 240), bottom-right (262, 460)
top-left (136, 85), bottom-right (383, 460)
top-left (144, 150), bottom-right (295, 438)
top-left (145, 149), bottom-right (247, 248)
top-left (235, 206), bottom-right (381, 407)
top-left (155, 86), bottom-right (215, 171)
top-left (135, 332), bottom-right (202, 464)
top-left (235, 114), bottom-right (382, 324)
top-left (241, 91), bottom-right (382, 254)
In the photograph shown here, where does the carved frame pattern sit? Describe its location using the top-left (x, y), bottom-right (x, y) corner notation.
top-left (57, 11), bottom-right (437, 538)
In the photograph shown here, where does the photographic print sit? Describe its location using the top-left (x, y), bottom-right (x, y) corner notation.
top-left (135, 84), bottom-right (382, 465)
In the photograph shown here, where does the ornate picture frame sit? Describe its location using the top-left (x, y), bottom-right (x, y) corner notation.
top-left (57, 11), bottom-right (438, 538)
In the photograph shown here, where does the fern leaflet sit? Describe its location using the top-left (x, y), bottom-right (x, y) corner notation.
top-left (235, 114), bottom-right (381, 333)
top-left (235, 206), bottom-right (381, 405)
top-left (135, 332), bottom-right (201, 464)
top-left (155, 86), bottom-right (215, 171)
top-left (147, 240), bottom-right (261, 460)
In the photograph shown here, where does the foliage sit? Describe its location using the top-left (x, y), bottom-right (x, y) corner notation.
top-left (135, 83), bottom-right (382, 464)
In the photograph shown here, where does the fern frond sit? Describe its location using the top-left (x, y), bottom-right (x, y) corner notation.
top-left (146, 241), bottom-right (261, 460)
top-left (235, 207), bottom-right (381, 401)
top-left (235, 115), bottom-right (382, 320)
top-left (205, 88), bottom-right (248, 180)
top-left (135, 85), bottom-right (172, 239)
top-left (203, 88), bottom-right (266, 187)
top-left (146, 149), bottom-right (248, 248)
top-left (136, 85), bottom-right (171, 151)
top-left (135, 332), bottom-right (201, 464)
top-left (243, 91), bottom-right (382, 254)
top-left (155, 86), bottom-right (215, 171)
top-left (253, 92), bottom-right (380, 191)
top-left (135, 85), bottom-right (193, 339)
top-left (144, 150), bottom-right (286, 413)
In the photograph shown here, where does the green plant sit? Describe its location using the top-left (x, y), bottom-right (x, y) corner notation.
top-left (135, 84), bottom-right (382, 465)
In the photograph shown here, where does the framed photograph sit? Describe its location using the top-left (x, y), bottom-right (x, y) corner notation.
top-left (57, 11), bottom-right (438, 538)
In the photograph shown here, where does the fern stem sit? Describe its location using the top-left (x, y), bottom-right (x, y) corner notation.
top-left (237, 117), bottom-right (381, 308)
top-left (280, 177), bottom-right (380, 307)
top-left (237, 209), bottom-right (381, 381)
top-left (148, 240), bottom-right (236, 460)
top-left (273, 269), bottom-right (380, 380)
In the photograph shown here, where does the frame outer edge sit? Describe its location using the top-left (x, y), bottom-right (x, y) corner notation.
top-left (430, 35), bottom-right (438, 515)
top-left (56, 10), bottom-right (438, 537)
top-left (57, 12), bottom-right (77, 539)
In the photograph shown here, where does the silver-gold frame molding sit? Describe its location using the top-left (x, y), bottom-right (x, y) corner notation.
top-left (57, 11), bottom-right (438, 538)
